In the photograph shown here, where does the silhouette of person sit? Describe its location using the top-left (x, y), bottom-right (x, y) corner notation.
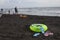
top-left (1, 8), bottom-right (3, 14)
top-left (14, 7), bottom-right (18, 14)
top-left (8, 10), bottom-right (10, 14)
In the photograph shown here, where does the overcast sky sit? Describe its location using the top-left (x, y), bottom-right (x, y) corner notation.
top-left (0, 0), bottom-right (60, 8)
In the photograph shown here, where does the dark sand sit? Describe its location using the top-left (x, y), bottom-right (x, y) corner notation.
top-left (0, 14), bottom-right (60, 40)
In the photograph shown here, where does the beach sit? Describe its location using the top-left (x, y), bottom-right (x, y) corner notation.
top-left (0, 14), bottom-right (60, 40)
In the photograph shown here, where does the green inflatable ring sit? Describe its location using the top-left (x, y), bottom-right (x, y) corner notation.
top-left (30, 24), bottom-right (48, 32)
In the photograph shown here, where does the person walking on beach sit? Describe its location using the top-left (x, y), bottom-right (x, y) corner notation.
top-left (14, 7), bottom-right (18, 14)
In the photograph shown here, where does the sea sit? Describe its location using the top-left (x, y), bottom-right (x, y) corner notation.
top-left (0, 7), bottom-right (60, 16)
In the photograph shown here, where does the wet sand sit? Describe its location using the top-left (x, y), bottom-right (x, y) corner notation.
top-left (0, 14), bottom-right (60, 40)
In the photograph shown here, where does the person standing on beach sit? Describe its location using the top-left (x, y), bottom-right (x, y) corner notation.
top-left (0, 8), bottom-right (3, 14)
top-left (8, 10), bottom-right (10, 14)
top-left (14, 7), bottom-right (18, 14)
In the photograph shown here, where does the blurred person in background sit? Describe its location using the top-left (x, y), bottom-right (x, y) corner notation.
top-left (14, 7), bottom-right (18, 14)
